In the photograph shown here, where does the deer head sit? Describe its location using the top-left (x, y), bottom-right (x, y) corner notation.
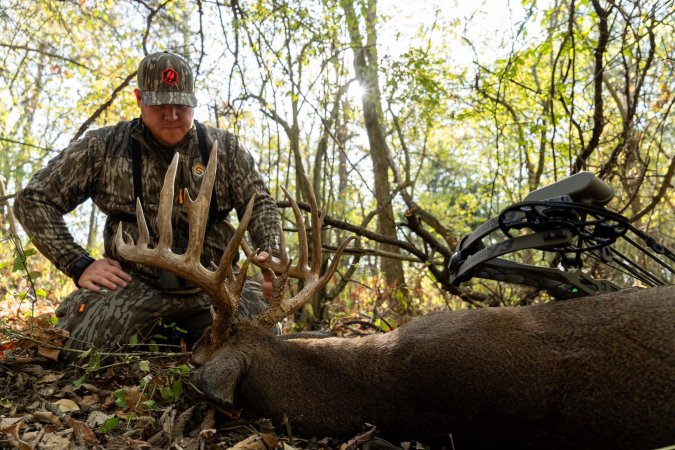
top-left (114, 142), bottom-right (355, 358)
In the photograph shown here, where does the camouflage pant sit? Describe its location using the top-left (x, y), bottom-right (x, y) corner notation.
top-left (54, 276), bottom-right (270, 364)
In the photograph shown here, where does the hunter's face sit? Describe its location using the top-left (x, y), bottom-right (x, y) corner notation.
top-left (134, 89), bottom-right (194, 146)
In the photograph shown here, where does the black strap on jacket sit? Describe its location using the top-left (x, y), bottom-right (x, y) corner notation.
top-left (131, 120), bottom-right (144, 205)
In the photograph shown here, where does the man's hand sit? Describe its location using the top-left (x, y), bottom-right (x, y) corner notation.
top-left (78, 258), bottom-right (132, 292)
top-left (253, 251), bottom-right (275, 300)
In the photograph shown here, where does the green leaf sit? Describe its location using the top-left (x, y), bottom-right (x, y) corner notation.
top-left (49, 315), bottom-right (59, 326)
top-left (160, 387), bottom-right (175, 402)
top-left (128, 334), bottom-right (138, 346)
top-left (171, 379), bottom-right (183, 400)
top-left (0, 261), bottom-right (9, 269)
top-left (99, 417), bottom-right (119, 434)
top-left (142, 399), bottom-right (156, 410)
top-left (36, 288), bottom-right (47, 298)
top-left (174, 364), bottom-right (192, 377)
top-left (72, 374), bottom-right (87, 387)
top-left (114, 389), bottom-right (128, 408)
top-left (12, 258), bottom-right (25, 272)
top-left (28, 271), bottom-right (42, 279)
top-left (138, 360), bottom-right (151, 372)
top-left (87, 353), bottom-right (101, 371)
top-left (23, 248), bottom-right (38, 258)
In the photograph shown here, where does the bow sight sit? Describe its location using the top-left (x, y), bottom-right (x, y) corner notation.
top-left (447, 172), bottom-right (674, 300)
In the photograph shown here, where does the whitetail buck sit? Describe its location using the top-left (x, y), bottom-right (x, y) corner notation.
top-left (116, 143), bottom-right (675, 450)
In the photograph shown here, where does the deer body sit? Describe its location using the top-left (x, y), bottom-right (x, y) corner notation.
top-left (116, 146), bottom-right (674, 449)
top-left (197, 285), bottom-right (675, 449)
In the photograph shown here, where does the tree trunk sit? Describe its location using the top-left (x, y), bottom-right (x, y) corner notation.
top-left (341, 0), bottom-right (406, 298)
top-left (87, 203), bottom-right (98, 252)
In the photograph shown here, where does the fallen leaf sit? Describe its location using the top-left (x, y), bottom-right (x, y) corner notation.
top-left (117, 386), bottom-right (150, 413)
top-left (172, 405), bottom-right (195, 439)
top-left (86, 410), bottom-right (115, 429)
top-left (161, 406), bottom-right (177, 443)
top-left (66, 417), bottom-right (98, 444)
top-left (42, 432), bottom-right (71, 449)
top-left (229, 433), bottom-right (278, 450)
top-left (37, 345), bottom-right (60, 361)
top-left (34, 410), bottom-right (61, 427)
top-left (36, 372), bottom-right (65, 384)
top-left (81, 394), bottom-right (100, 406)
top-left (0, 419), bottom-right (22, 439)
top-left (339, 424), bottom-right (378, 450)
top-left (0, 417), bottom-right (24, 430)
top-left (53, 398), bottom-right (80, 412)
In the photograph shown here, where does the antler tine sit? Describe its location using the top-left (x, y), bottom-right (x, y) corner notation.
top-left (254, 178), bottom-right (355, 329)
top-left (115, 151), bottom-right (180, 258)
top-left (134, 197), bottom-right (150, 247)
top-left (303, 174), bottom-right (323, 275)
top-left (214, 195), bottom-right (256, 288)
top-left (157, 152), bottom-right (179, 249)
top-left (279, 185), bottom-right (308, 278)
top-left (246, 185), bottom-right (303, 279)
top-left (318, 235), bottom-right (358, 285)
top-left (183, 142), bottom-right (219, 264)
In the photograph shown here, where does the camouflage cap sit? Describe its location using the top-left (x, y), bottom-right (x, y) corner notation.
top-left (137, 52), bottom-right (197, 107)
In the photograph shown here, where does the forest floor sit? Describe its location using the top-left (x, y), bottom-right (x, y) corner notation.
top-left (0, 297), bottom-right (431, 450)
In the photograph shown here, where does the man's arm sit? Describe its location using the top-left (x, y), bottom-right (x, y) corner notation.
top-left (12, 132), bottom-right (129, 289)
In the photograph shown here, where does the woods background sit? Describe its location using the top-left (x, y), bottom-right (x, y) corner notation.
top-left (1, 0), bottom-right (673, 327)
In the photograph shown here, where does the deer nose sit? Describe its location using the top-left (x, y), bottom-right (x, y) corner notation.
top-left (195, 366), bottom-right (236, 409)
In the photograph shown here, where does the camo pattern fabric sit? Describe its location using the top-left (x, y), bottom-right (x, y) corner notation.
top-left (137, 52), bottom-right (197, 107)
top-left (54, 277), bottom-right (272, 364)
top-left (14, 119), bottom-right (281, 284)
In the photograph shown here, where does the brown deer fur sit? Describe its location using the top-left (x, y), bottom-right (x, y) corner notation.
top-left (116, 145), bottom-right (674, 449)
top-left (194, 285), bottom-right (675, 449)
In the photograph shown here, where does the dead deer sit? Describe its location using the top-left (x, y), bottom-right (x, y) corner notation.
top-left (116, 143), bottom-right (675, 450)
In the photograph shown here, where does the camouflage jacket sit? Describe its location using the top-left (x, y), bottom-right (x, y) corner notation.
top-left (14, 119), bottom-right (280, 286)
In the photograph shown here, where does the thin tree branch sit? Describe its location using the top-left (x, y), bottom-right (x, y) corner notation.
top-left (70, 71), bottom-right (137, 142)
top-left (0, 43), bottom-right (92, 70)
top-left (630, 155), bottom-right (675, 223)
top-left (572, 0), bottom-right (611, 172)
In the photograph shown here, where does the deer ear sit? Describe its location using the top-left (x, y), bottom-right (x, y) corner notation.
top-left (197, 348), bottom-right (248, 408)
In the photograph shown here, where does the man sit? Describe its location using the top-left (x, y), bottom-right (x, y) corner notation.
top-left (14, 52), bottom-right (281, 363)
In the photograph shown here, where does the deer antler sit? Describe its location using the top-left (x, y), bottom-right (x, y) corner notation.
top-left (115, 142), bottom-right (256, 342)
top-left (253, 177), bottom-right (357, 328)
top-left (115, 141), bottom-right (355, 341)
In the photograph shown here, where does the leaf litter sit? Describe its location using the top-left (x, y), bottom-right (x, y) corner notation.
top-left (1, 315), bottom-right (436, 450)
